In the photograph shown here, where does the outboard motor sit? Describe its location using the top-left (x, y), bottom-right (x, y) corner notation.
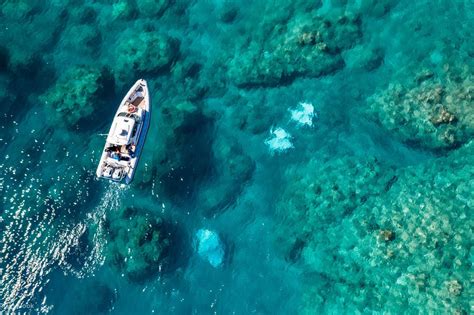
top-left (112, 168), bottom-right (123, 180)
top-left (103, 167), bottom-right (113, 177)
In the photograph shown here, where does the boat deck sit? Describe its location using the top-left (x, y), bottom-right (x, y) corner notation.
top-left (96, 79), bottom-right (149, 184)
top-left (131, 96), bottom-right (145, 107)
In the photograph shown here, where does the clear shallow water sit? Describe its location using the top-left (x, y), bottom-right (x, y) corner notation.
top-left (1, 1), bottom-right (473, 314)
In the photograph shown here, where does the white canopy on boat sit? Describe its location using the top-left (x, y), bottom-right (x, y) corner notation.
top-left (107, 116), bottom-right (136, 145)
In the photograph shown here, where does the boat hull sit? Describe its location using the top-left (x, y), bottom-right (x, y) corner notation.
top-left (96, 79), bottom-right (151, 184)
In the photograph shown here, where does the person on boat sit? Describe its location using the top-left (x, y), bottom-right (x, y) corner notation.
top-left (128, 104), bottom-right (137, 113)
top-left (111, 147), bottom-right (121, 160)
top-left (127, 143), bottom-right (135, 158)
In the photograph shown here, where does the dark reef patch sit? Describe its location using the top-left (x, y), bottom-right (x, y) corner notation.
top-left (103, 206), bottom-right (185, 282)
top-left (114, 30), bottom-right (180, 80)
top-left (228, 12), bottom-right (362, 87)
top-left (196, 135), bottom-right (256, 218)
top-left (159, 108), bottom-right (214, 203)
top-left (39, 65), bottom-right (115, 130)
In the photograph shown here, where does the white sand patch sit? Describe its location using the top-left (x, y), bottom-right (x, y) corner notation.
top-left (265, 127), bottom-right (293, 153)
top-left (196, 229), bottom-right (225, 268)
top-left (290, 102), bottom-right (317, 127)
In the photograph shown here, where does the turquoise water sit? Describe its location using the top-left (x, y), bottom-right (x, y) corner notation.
top-left (0, 0), bottom-right (473, 314)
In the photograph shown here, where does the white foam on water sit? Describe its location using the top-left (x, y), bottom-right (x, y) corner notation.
top-left (0, 182), bottom-right (70, 314)
top-left (290, 102), bottom-right (317, 127)
top-left (265, 127), bottom-right (294, 153)
top-left (0, 160), bottom-right (125, 313)
top-left (66, 183), bottom-right (127, 278)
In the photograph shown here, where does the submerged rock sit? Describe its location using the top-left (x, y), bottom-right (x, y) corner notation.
top-left (115, 31), bottom-right (179, 78)
top-left (277, 142), bottom-right (473, 313)
top-left (378, 229), bottom-right (395, 242)
top-left (39, 66), bottom-right (114, 128)
top-left (445, 279), bottom-right (463, 296)
top-left (365, 70), bottom-right (474, 151)
top-left (59, 24), bottom-right (102, 58)
top-left (276, 156), bottom-right (394, 245)
top-left (103, 206), bottom-right (171, 282)
top-left (195, 229), bottom-right (225, 268)
top-left (0, 3), bottom-right (65, 73)
top-left (228, 12), bottom-right (361, 87)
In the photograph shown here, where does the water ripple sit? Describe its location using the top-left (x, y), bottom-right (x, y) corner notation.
top-left (0, 156), bottom-right (126, 313)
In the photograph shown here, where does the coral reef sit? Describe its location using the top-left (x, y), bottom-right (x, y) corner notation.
top-left (103, 206), bottom-right (171, 282)
top-left (0, 2), bottom-right (65, 73)
top-left (114, 30), bottom-right (179, 78)
top-left (228, 12), bottom-right (361, 87)
top-left (365, 71), bottom-right (474, 151)
top-left (276, 156), bottom-right (395, 254)
top-left (277, 142), bottom-right (473, 313)
top-left (168, 59), bottom-right (212, 101)
top-left (58, 24), bottom-right (102, 59)
top-left (39, 66), bottom-right (114, 128)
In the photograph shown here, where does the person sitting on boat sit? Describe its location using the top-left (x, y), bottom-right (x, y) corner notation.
top-left (127, 143), bottom-right (135, 158)
top-left (128, 104), bottom-right (137, 113)
top-left (111, 147), bottom-right (121, 160)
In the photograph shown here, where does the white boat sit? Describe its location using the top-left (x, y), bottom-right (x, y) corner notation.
top-left (96, 79), bottom-right (151, 184)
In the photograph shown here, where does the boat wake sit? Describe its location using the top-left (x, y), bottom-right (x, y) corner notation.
top-left (0, 157), bottom-right (127, 314)
top-left (64, 182), bottom-right (128, 278)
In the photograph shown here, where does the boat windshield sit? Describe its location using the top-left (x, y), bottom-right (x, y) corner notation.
top-left (117, 112), bottom-right (140, 122)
